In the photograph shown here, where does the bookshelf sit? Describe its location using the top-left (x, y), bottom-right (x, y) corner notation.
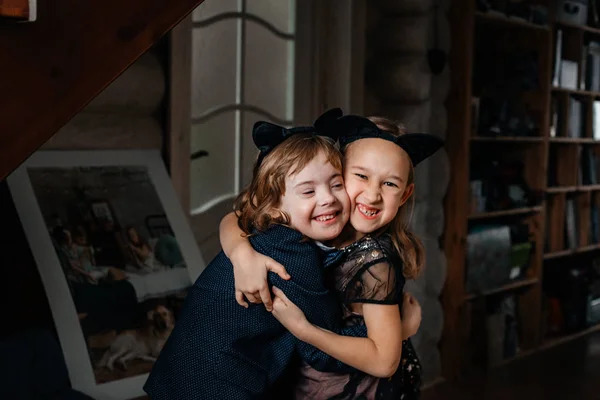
top-left (442, 0), bottom-right (600, 379)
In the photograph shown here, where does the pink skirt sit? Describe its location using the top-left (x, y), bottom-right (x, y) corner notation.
top-left (294, 361), bottom-right (379, 400)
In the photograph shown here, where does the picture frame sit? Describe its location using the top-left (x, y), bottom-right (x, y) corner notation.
top-left (6, 150), bottom-right (206, 400)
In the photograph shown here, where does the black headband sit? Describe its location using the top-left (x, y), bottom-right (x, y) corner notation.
top-left (336, 115), bottom-right (444, 166)
top-left (252, 108), bottom-right (343, 166)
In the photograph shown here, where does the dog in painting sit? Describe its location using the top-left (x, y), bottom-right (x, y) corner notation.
top-left (98, 304), bottom-right (175, 371)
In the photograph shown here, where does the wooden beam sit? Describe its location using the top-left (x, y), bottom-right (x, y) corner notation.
top-left (166, 15), bottom-right (192, 214)
top-left (0, 0), bottom-right (206, 181)
top-left (440, 0), bottom-right (474, 380)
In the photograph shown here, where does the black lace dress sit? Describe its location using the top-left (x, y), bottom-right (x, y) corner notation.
top-left (295, 234), bottom-right (422, 400)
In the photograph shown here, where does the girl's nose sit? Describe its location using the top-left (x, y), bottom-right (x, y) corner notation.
top-left (363, 186), bottom-right (382, 203)
top-left (319, 189), bottom-right (336, 206)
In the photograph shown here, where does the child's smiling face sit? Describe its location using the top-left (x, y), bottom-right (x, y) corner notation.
top-left (279, 150), bottom-right (350, 242)
top-left (342, 138), bottom-right (414, 236)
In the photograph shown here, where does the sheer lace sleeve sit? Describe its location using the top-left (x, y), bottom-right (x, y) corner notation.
top-left (346, 260), bottom-right (399, 304)
top-left (334, 235), bottom-right (405, 306)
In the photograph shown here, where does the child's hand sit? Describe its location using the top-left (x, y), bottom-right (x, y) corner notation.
top-left (401, 292), bottom-right (422, 339)
top-left (271, 286), bottom-right (310, 338)
top-left (231, 243), bottom-right (290, 311)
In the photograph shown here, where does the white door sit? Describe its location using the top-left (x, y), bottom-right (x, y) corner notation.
top-left (188, 0), bottom-right (317, 259)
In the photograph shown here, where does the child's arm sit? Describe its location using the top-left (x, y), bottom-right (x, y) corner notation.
top-left (293, 293), bottom-right (419, 373)
top-left (271, 261), bottom-right (404, 378)
top-left (219, 211), bottom-right (289, 311)
top-left (401, 292), bottom-right (422, 338)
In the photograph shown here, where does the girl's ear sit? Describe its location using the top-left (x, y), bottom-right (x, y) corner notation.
top-left (399, 183), bottom-right (415, 207)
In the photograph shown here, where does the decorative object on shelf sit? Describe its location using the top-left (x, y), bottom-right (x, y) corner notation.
top-left (6, 150), bottom-right (206, 400)
top-left (509, 241), bottom-right (533, 280)
top-left (556, 0), bottom-right (589, 26)
top-left (466, 225), bottom-right (513, 293)
top-left (471, 156), bottom-right (539, 212)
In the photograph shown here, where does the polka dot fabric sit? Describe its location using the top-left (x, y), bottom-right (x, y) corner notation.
top-left (144, 224), bottom-right (367, 400)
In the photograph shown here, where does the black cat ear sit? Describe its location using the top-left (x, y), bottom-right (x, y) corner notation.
top-left (395, 133), bottom-right (445, 166)
top-left (335, 114), bottom-right (444, 166)
top-left (313, 108), bottom-right (343, 138)
top-left (252, 121), bottom-right (292, 153)
top-left (252, 121), bottom-right (294, 166)
top-left (251, 107), bottom-right (347, 166)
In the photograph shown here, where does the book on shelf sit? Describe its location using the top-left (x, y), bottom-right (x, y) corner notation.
top-left (561, 60), bottom-right (578, 90)
top-left (578, 145), bottom-right (583, 186)
top-left (565, 198), bottom-right (578, 250)
top-left (552, 29), bottom-right (563, 87)
top-left (581, 44), bottom-right (588, 90)
top-left (581, 147), bottom-right (598, 185)
top-left (593, 101), bottom-right (600, 140)
top-left (568, 97), bottom-right (583, 138)
top-left (591, 202), bottom-right (599, 244)
top-left (586, 42), bottom-right (600, 93)
top-left (550, 97), bottom-right (558, 138)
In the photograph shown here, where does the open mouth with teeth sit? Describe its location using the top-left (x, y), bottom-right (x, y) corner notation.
top-left (314, 212), bottom-right (340, 224)
top-left (357, 203), bottom-right (380, 219)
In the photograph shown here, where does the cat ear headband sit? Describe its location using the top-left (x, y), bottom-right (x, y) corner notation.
top-left (336, 115), bottom-right (444, 166)
top-left (252, 108), bottom-right (343, 166)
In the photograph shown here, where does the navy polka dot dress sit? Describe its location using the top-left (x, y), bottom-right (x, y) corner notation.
top-left (144, 224), bottom-right (367, 400)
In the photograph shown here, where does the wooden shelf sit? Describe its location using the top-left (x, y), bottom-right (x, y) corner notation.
top-left (493, 324), bottom-right (600, 367)
top-left (475, 11), bottom-right (550, 32)
top-left (549, 137), bottom-right (600, 144)
top-left (546, 186), bottom-right (577, 193)
top-left (465, 277), bottom-right (539, 301)
top-left (468, 206), bottom-right (542, 220)
top-left (471, 136), bottom-right (544, 143)
top-left (547, 185), bottom-right (600, 193)
top-left (555, 20), bottom-right (600, 36)
top-left (443, 1), bottom-right (561, 379)
top-left (541, 324), bottom-right (600, 350)
top-left (543, 243), bottom-right (600, 260)
top-left (551, 86), bottom-right (600, 98)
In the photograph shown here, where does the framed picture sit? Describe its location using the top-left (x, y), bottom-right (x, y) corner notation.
top-left (6, 150), bottom-right (206, 400)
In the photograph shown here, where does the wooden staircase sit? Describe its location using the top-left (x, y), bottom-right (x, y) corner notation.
top-left (0, 0), bottom-right (205, 180)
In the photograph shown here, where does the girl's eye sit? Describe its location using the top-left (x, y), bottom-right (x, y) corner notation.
top-left (332, 183), bottom-right (344, 189)
top-left (384, 182), bottom-right (399, 188)
top-left (355, 173), bottom-right (367, 180)
top-left (302, 190), bottom-right (315, 195)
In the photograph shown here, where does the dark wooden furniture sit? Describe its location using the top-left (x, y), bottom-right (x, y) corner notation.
top-left (442, 0), bottom-right (600, 380)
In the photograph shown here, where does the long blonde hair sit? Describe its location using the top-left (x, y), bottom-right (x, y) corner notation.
top-left (363, 116), bottom-right (425, 279)
top-left (234, 133), bottom-right (343, 235)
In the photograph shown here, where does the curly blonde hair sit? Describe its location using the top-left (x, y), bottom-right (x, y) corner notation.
top-left (234, 133), bottom-right (343, 235)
